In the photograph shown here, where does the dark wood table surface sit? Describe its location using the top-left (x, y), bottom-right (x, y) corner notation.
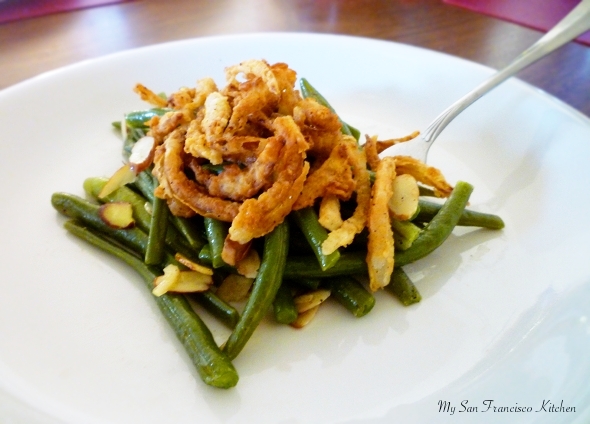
top-left (1, 0), bottom-right (589, 116)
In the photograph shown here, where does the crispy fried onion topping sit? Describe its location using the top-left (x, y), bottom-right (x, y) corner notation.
top-left (228, 116), bottom-right (310, 244)
top-left (367, 156), bottom-right (396, 292)
top-left (148, 60), bottom-right (316, 246)
top-left (153, 128), bottom-right (241, 222)
top-left (320, 141), bottom-right (372, 255)
top-left (138, 59), bottom-right (454, 286)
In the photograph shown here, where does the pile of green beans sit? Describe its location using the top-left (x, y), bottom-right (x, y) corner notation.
top-left (50, 89), bottom-right (505, 389)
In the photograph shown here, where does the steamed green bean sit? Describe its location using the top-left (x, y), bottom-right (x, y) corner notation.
top-left (63, 220), bottom-right (239, 389)
top-left (223, 221), bottom-right (289, 360)
top-left (51, 68), bottom-right (506, 390)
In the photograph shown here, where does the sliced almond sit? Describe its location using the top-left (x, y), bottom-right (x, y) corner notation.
top-left (216, 274), bottom-right (254, 303)
top-left (98, 201), bottom-right (135, 229)
top-left (169, 271), bottom-right (213, 292)
top-left (98, 163), bottom-right (136, 199)
top-left (293, 289), bottom-right (331, 313)
top-left (153, 269), bottom-right (212, 295)
top-left (388, 174), bottom-right (419, 221)
top-left (174, 253), bottom-right (214, 275)
top-left (129, 136), bottom-right (156, 174)
top-left (290, 305), bottom-right (320, 329)
top-left (152, 264), bottom-right (181, 297)
top-left (236, 248), bottom-right (260, 279)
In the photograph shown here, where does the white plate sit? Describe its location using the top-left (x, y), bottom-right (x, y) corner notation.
top-left (1, 33), bottom-right (589, 424)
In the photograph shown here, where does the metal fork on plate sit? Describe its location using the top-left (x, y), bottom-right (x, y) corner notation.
top-left (384, 0), bottom-right (590, 162)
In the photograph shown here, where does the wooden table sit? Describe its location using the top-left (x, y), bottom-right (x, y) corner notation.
top-left (1, 0), bottom-right (589, 116)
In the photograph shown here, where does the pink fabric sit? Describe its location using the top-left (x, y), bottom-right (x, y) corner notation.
top-left (444, 0), bottom-right (590, 46)
top-left (0, 0), bottom-right (132, 24)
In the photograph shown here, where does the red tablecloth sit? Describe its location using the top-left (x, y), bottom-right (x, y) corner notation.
top-left (0, 0), bottom-right (132, 24)
top-left (444, 0), bottom-right (590, 46)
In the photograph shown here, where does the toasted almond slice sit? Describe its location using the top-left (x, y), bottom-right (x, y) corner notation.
top-left (170, 271), bottom-right (213, 292)
top-left (98, 201), bottom-right (135, 229)
top-left (236, 248), bottom-right (260, 279)
top-left (152, 264), bottom-right (181, 297)
top-left (388, 173), bottom-right (419, 221)
top-left (129, 136), bottom-right (156, 174)
top-left (153, 269), bottom-right (212, 295)
top-left (216, 274), bottom-right (254, 303)
top-left (174, 253), bottom-right (214, 275)
top-left (98, 163), bottom-right (136, 199)
top-left (293, 289), bottom-right (331, 313)
top-left (290, 305), bottom-right (320, 329)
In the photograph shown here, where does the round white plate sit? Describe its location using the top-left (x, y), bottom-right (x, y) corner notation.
top-left (1, 33), bottom-right (589, 424)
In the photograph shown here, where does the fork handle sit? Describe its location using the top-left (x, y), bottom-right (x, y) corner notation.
top-left (425, 0), bottom-right (590, 143)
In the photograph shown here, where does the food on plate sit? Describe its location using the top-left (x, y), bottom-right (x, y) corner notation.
top-left (152, 263), bottom-right (213, 297)
top-left (51, 59), bottom-right (504, 389)
top-left (367, 156), bottom-right (396, 291)
top-left (97, 201), bottom-right (135, 229)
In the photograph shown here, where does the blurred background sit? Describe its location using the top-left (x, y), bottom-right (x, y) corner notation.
top-left (1, 0), bottom-right (589, 116)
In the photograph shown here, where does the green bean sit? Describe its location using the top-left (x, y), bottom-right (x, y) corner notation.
top-left (346, 124), bottom-right (361, 141)
top-left (163, 225), bottom-right (200, 262)
top-left (286, 183), bottom-right (474, 275)
top-left (300, 78), bottom-right (355, 138)
top-left (223, 221), bottom-right (289, 360)
top-left (198, 244), bottom-right (234, 271)
top-left (117, 108), bottom-right (168, 154)
top-left (326, 276), bottom-right (375, 317)
top-left (199, 244), bottom-right (212, 265)
top-left (169, 214), bottom-right (207, 252)
top-left (291, 208), bottom-right (340, 271)
top-left (391, 219), bottom-right (422, 251)
top-left (62, 220), bottom-right (238, 389)
top-left (272, 282), bottom-right (298, 324)
top-left (53, 193), bottom-right (235, 329)
top-left (415, 199), bottom-right (505, 230)
top-left (145, 196), bottom-right (169, 265)
top-left (84, 177), bottom-right (195, 258)
top-left (122, 127), bottom-right (147, 154)
top-left (385, 268), bottom-right (421, 306)
top-left (288, 227), bottom-right (314, 255)
top-left (190, 291), bottom-right (240, 329)
top-left (393, 233), bottom-right (412, 251)
top-left (84, 177), bottom-right (199, 260)
top-left (200, 162), bottom-right (231, 175)
top-left (54, 194), bottom-right (185, 267)
top-left (284, 251), bottom-right (367, 279)
top-left (132, 170), bottom-right (156, 203)
top-left (51, 192), bottom-right (148, 256)
top-left (418, 186), bottom-right (437, 197)
top-left (395, 181), bottom-right (474, 267)
top-left (204, 218), bottom-right (230, 269)
top-left (393, 218), bottom-right (422, 240)
top-left (84, 177), bottom-right (152, 233)
top-left (84, 174), bottom-right (205, 253)
top-left (286, 277), bottom-right (321, 290)
top-left (124, 108), bottom-right (170, 129)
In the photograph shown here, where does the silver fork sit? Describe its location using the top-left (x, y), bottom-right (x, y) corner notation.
top-left (383, 0), bottom-right (590, 163)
